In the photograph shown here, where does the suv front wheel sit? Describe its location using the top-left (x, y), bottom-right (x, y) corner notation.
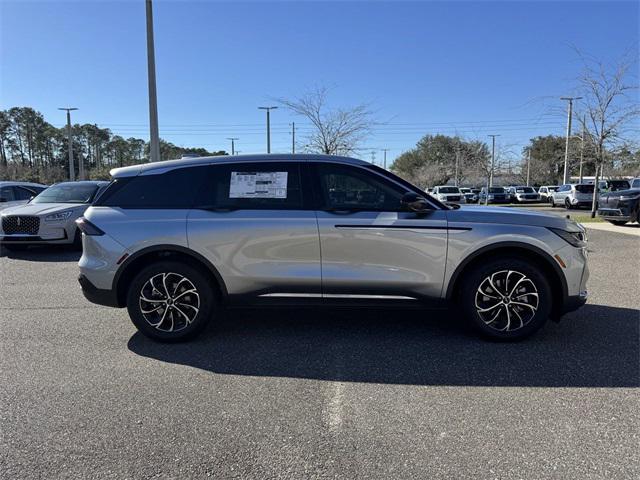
top-left (126, 261), bottom-right (216, 342)
top-left (460, 257), bottom-right (552, 341)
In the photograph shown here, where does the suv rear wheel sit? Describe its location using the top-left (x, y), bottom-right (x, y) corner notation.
top-left (126, 261), bottom-right (216, 342)
top-left (460, 257), bottom-right (552, 341)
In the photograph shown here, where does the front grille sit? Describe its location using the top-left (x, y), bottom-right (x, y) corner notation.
top-left (494, 195), bottom-right (505, 200)
top-left (2, 216), bottom-right (40, 235)
top-left (447, 196), bottom-right (461, 201)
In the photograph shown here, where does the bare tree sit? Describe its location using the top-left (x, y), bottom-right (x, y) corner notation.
top-left (574, 50), bottom-right (639, 216)
top-left (277, 86), bottom-right (374, 155)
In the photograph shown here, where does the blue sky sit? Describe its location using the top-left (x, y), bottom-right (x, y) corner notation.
top-left (1, 0), bottom-right (638, 164)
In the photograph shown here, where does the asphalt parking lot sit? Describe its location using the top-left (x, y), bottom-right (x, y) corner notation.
top-left (1, 229), bottom-right (638, 479)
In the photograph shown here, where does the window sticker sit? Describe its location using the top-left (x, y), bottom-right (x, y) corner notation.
top-left (229, 171), bottom-right (288, 198)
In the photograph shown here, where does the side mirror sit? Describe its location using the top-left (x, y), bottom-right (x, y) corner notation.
top-left (401, 192), bottom-right (431, 212)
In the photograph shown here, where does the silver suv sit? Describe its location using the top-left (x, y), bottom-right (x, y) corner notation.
top-left (77, 154), bottom-right (589, 342)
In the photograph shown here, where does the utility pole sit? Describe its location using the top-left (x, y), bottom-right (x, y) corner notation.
top-left (560, 96), bottom-right (582, 184)
top-left (258, 106), bottom-right (277, 153)
top-left (454, 143), bottom-right (460, 187)
top-left (58, 107), bottom-right (78, 181)
top-left (291, 122), bottom-right (296, 154)
top-left (485, 134), bottom-right (499, 205)
top-left (146, 0), bottom-right (160, 162)
top-left (370, 150), bottom-right (377, 165)
top-left (226, 137), bottom-right (238, 155)
top-left (579, 115), bottom-right (586, 183)
top-left (526, 148), bottom-right (531, 187)
top-left (382, 148), bottom-right (389, 169)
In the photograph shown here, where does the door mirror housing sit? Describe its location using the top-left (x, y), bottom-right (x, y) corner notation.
top-left (401, 192), bottom-right (431, 212)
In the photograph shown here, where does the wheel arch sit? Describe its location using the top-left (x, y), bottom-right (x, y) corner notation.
top-left (445, 242), bottom-right (568, 318)
top-left (113, 245), bottom-right (228, 307)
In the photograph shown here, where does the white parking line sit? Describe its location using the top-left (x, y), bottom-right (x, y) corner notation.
top-left (324, 381), bottom-right (345, 433)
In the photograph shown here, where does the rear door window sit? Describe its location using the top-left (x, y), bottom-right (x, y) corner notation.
top-left (197, 162), bottom-right (304, 210)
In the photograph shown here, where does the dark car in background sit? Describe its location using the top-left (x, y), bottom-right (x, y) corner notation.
top-left (597, 188), bottom-right (640, 225)
top-left (478, 186), bottom-right (509, 204)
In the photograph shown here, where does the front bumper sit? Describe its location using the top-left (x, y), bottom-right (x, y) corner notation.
top-left (0, 231), bottom-right (69, 244)
top-left (597, 208), bottom-right (632, 221)
top-left (78, 274), bottom-right (121, 308)
top-left (563, 292), bottom-right (588, 314)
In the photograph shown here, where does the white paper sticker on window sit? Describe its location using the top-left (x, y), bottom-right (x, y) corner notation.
top-left (229, 171), bottom-right (288, 198)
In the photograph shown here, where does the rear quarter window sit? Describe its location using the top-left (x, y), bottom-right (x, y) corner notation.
top-left (98, 167), bottom-right (207, 208)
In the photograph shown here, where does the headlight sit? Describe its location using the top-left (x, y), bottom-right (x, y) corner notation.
top-left (548, 227), bottom-right (587, 248)
top-left (619, 195), bottom-right (638, 201)
top-left (44, 211), bottom-right (73, 222)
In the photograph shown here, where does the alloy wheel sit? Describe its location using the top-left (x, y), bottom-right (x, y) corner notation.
top-left (138, 272), bottom-right (200, 332)
top-left (474, 270), bottom-right (539, 332)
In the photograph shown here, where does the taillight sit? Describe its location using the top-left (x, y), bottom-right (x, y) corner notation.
top-left (75, 217), bottom-right (105, 236)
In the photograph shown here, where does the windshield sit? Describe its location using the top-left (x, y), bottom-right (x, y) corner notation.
top-left (459, 188), bottom-right (470, 193)
top-left (489, 187), bottom-right (504, 193)
top-left (32, 183), bottom-right (99, 204)
top-left (516, 187), bottom-right (535, 193)
top-left (439, 187), bottom-right (460, 194)
top-left (548, 186), bottom-right (559, 192)
top-left (575, 184), bottom-right (595, 194)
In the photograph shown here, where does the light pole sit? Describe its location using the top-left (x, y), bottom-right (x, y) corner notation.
top-left (382, 148), bottom-right (389, 169)
top-left (258, 106), bottom-right (278, 153)
top-left (485, 134), bottom-right (500, 205)
top-left (561, 96), bottom-right (582, 184)
top-left (146, 0), bottom-right (160, 162)
top-left (226, 137), bottom-right (238, 155)
top-left (579, 115), bottom-right (586, 183)
top-left (58, 107), bottom-right (78, 181)
top-left (526, 148), bottom-right (531, 187)
top-left (291, 122), bottom-right (296, 154)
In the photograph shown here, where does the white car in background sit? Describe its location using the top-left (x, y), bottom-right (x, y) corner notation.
top-left (506, 186), bottom-right (541, 203)
top-left (550, 184), bottom-right (595, 209)
top-left (0, 181), bottom-right (109, 251)
top-left (430, 185), bottom-right (466, 204)
top-left (538, 185), bottom-right (559, 202)
top-left (0, 181), bottom-right (47, 211)
top-left (459, 187), bottom-right (478, 203)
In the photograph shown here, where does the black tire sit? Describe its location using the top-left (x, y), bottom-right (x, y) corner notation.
top-left (459, 256), bottom-right (552, 341)
top-left (126, 261), bottom-right (217, 342)
top-left (608, 220), bottom-right (628, 226)
top-left (550, 197), bottom-right (556, 207)
top-left (2, 244), bottom-right (28, 252)
top-left (564, 198), bottom-right (572, 210)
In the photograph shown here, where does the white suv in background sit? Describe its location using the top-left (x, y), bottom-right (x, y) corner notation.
top-left (550, 184), bottom-right (595, 209)
top-left (430, 186), bottom-right (466, 204)
top-left (0, 181), bottom-right (47, 211)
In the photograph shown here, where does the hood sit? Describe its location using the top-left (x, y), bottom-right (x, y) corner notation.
top-left (447, 205), bottom-right (572, 229)
top-left (1, 202), bottom-right (88, 217)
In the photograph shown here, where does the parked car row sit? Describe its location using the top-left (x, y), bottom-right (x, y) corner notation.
top-left (0, 181), bottom-right (109, 251)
